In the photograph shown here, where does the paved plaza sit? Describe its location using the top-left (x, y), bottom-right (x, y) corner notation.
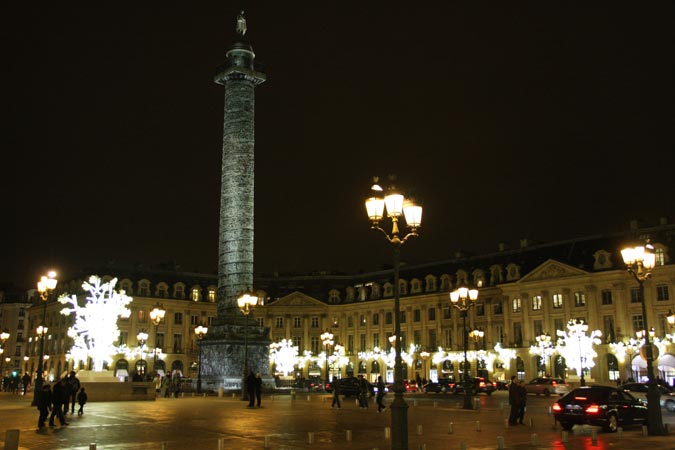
top-left (1, 390), bottom-right (674, 450)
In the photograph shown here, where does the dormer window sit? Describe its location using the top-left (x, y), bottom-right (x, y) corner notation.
top-left (208, 288), bottom-right (216, 302)
top-left (138, 280), bottom-right (150, 297)
top-left (191, 288), bottom-right (201, 302)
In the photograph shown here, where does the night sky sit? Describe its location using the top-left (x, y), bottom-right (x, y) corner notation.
top-left (4, 4), bottom-right (673, 289)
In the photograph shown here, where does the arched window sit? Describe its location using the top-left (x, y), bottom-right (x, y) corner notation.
top-left (606, 354), bottom-right (620, 381)
top-left (554, 355), bottom-right (567, 380)
top-left (346, 362), bottom-right (354, 377)
top-left (372, 361), bottom-right (380, 373)
top-left (358, 361), bottom-right (367, 374)
top-left (440, 274), bottom-right (452, 292)
top-left (516, 357), bottom-right (525, 380)
top-left (135, 360), bottom-right (148, 377)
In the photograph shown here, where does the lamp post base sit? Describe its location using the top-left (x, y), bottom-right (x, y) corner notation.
top-left (646, 384), bottom-right (667, 435)
top-left (390, 393), bottom-right (409, 450)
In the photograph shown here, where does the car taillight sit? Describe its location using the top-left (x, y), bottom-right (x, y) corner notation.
top-left (551, 381), bottom-right (557, 387)
top-left (479, 381), bottom-right (486, 388)
top-left (552, 404), bottom-right (562, 412)
top-left (585, 404), bottom-right (600, 414)
top-left (492, 382), bottom-right (497, 387)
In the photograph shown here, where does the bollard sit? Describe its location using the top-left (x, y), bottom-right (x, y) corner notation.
top-left (529, 417), bottom-right (533, 428)
top-left (433, 400), bottom-right (437, 408)
top-left (591, 428), bottom-right (598, 445)
top-left (419, 445), bottom-right (426, 450)
top-left (497, 436), bottom-right (504, 450)
top-left (617, 427), bottom-right (623, 438)
top-left (356, 398), bottom-right (359, 406)
top-left (308, 432), bottom-right (315, 444)
top-left (531, 433), bottom-right (538, 446)
top-left (552, 416), bottom-right (557, 429)
top-left (322, 396), bottom-right (326, 403)
top-left (504, 418), bottom-right (509, 429)
top-left (191, 392), bottom-right (195, 397)
top-left (413, 399), bottom-right (418, 407)
top-left (218, 387), bottom-right (224, 397)
top-left (500, 401), bottom-right (505, 410)
top-left (218, 437), bottom-right (226, 450)
top-left (161, 444), bottom-right (166, 450)
top-left (384, 427), bottom-right (391, 439)
top-left (203, 392), bottom-right (207, 397)
top-left (455, 402), bottom-right (460, 409)
top-left (346, 430), bottom-right (353, 442)
top-left (232, 393), bottom-right (236, 398)
top-left (264, 436), bottom-right (270, 448)
top-left (4, 430), bottom-right (19, 450)
top-left (307, 395), bottom-right (311, 401)
top-left (89, 445), bottom-right (96, 450)
top-left (448, 422), bottom-right (453, 434)
top-left (548, 405), bottom-right (552, 415)
top-left (417, 425), bottom-right (423, 435)
top-left (475, 421), bottom-right (481, 432)
top-left (474, 397), bottom-right (480, 411)
top-left (459, 441), bottom-right (466, 450)
top-left (562, 431), bottom-right (569, 443)
top-left (642, 425), bottom-right (648, 437)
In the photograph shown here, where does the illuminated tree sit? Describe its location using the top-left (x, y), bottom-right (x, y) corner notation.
top-left (269, 339), bottom-right (299, 376)
top-left (59, 276), bottom-right (132, 372)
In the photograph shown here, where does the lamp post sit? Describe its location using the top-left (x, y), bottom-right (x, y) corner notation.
top-left (469, 328), bottom-right (484, 377)
top-left (33, 271), bottom-right (57, 406)
top-left (451, 287), bottom-right (479, 409)
top-left (419, 351), bottom-right (430, 381)
top-left (320, 329), bottom-right (334, 389)
top-left (365, 176), bottom-right (422, 450)
top-left (624, 337), bottom-right (640, 381)
top-left (149, 302), bottom-right (166, 374)
top-left (535, 332), bottom-right (554, 376)
top-left (194, 324), bottom-right (208, 393)
top-left (621, 243), bottom-right (666, 435)
top-left (237, 291), bottom-right (258, 401)
top-left (137, 331), bottom-right (148, 379)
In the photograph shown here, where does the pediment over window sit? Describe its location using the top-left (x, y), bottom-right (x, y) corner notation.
top-left (269, 291), bottom-right (326, 308)
top-left (517, 259), bottom-right (589, 283)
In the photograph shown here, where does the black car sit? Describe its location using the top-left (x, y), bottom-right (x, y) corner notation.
top-left (422, 379), bottom-right (456, 393)
top-left (325, 377), bottom-right (374, 398)
top-left (552, 386), bottom-right (648, 432)
top-left (453, 377), bottom-right (496, 395)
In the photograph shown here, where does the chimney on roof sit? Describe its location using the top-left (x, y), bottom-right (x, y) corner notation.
top-left (498, 242), bottom-right (509, 252)
top-left (520, 238), bottom-right (531, 249)
top-left (659, 216), bottom-right (670, 225)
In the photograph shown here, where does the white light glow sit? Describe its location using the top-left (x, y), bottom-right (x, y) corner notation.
top-left (269, 339), bottom-right (299, 376)
top-left (59, 276), bottom-right (133, 372)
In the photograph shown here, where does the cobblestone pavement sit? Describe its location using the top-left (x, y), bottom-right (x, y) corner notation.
top-left (1, 391), bottom-right (674, 449)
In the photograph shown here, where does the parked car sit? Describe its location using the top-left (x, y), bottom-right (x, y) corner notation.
top-left (524, 377), bottom-right (570, 396)
top-left (453, 377), bottom-right (495, 395)
top-left (552, 386), bottom-right (648, 432)
top-left (325, 377), bottom-right (374, 398)
top-left (422, 379), bottom-right (456, 393)
top-left (385, 380), bottom-right (419, 393)
top-left (292, 377), bottom-right (323, 391)
top-left (494, 379), bottom-right (510, 390)
top-left (621, 382), bottom-right (675, 412)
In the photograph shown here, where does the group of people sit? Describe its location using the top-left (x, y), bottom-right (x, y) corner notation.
top-left (507, 375), bottom-right (528, 426)
top-left (37, 371), bottom-right (88, 428)
top-left (330, 375), bottom-right (387, 413)
top-left (245, 371), bottom-right (263, 407)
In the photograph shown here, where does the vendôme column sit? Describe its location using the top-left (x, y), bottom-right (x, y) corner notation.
top-left (200, 12), bottom-right (271, 392)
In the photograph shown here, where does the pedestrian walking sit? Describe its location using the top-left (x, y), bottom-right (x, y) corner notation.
top-left (22, 372), bottom-right (31, 396)
top-left (331, 378), bottom-right (341, 408)
top-left (517, 380), bottom-right (527, 425)
top-left (65, 371), bottom-right (81, 414)
top-left (376, 376), bottom-right (386, 413)
top-left (245, 370), bottom-right (256, 407)
top-left (77, 387), bottom-right (88, 415)
top-left (49, 378), bottom-right (69, 426)
top-left (37, 384), bottom-right (52, 428)
top-left (254, 373), bottom-right (263, 407)
top-left (358, 375), bottom-right (369, 409)
top-left (508, 375), bottom-right (519, 426)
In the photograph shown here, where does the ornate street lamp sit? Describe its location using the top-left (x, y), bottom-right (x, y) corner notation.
top-left (194, 324), bottom-right (208, 393)
top-left (621, 243), bottom-right (666, 435)
top-left (469, 328), bottom-right (485, 377)
top-left (450, 287), bottom-right (479, 409)
top-left (33, 271), bottom-right (57, 405)
top-left (419, 351), bottom-right (430, 381)
top-left (532, 332), bottom-right (555, 376)
top-left (320, 329), bottom-right (334, 389)
top-left (237, 291), bottom-right (258, 401)
top-left (365, 176), bottom-right (422, 450)
top-left (136, 331), bottom-right (148, 378)
top-left (149, 302), bottom-right (166, 374)
top-left (0, 330), bottom-right (7, 391)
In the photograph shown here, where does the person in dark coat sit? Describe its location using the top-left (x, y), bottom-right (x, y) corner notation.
top-left (49, 379), bottom-right (69, 426)
top-left (517, 380), bottom-right (527, 424)
top-left (22, 372), bottom-right (31, 396)
top-left (254, 373), bottom-right (263, 407)
top-left (508, 375), bottom-right (519, 426)
top-left (77, 387), bottom-right (88, 415)
top-left (358, 375), bottom-right (369, 409)
top-left (331, 378), bottom-right (341, 408)
top-left (37, 384), bottom-right (52, 428)
top-left (245, 371), bottom-right (256, 407)
top-left (65, 371), bottom-right (81, 415)
top-left (376, 376), bottom-right (386, 413)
